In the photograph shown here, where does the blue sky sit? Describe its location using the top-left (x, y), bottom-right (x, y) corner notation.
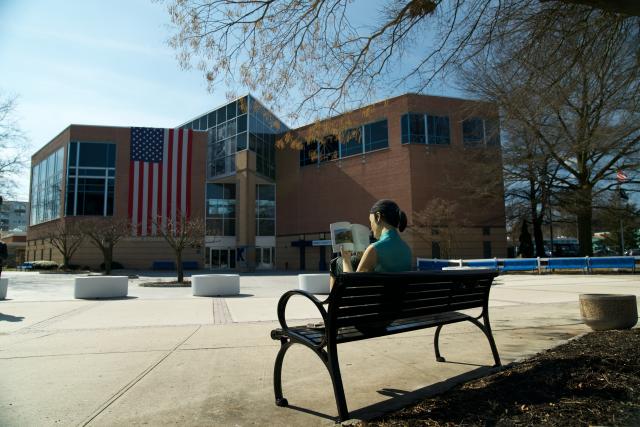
top-left (0, 0), bottom-right (232, 200)
top-left (0, 0), bottom-right (459, 201)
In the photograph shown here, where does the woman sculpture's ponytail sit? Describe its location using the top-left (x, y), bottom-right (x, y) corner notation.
top-left (369, 199), bottom-right (408, 232)
top-left (398, 210), bottom-right (407, 232)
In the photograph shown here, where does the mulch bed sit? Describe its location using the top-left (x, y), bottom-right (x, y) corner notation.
top-left (361, 329), bottom-right (640, 427)
top-left (138, 281), bottom-right (191, 287)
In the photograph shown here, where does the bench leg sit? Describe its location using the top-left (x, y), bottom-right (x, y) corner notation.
top-left (433, 325), bottom-right (446, 362)
top-left (468, 314), bottom-right (502, 367)
top-left (326, 342), bottom-right (349, 422)
top-left (273, 338), bottom-right (293, 407)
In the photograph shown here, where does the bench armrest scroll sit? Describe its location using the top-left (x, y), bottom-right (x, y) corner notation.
top-left (277, 290), bottom-right (329, 332)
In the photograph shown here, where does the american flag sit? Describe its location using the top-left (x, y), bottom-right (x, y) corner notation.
top-left (128, 127), bottom-right (193, 236)
top-left (616, 169), bottom-right (629, 183)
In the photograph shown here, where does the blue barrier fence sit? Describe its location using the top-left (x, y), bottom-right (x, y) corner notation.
top-left (417, 256), bottom-right (637, 273)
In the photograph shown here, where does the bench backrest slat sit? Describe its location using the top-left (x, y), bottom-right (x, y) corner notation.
top-left (329, 271), bottom-right (497, 332)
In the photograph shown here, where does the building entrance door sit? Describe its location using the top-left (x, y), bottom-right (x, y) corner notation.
top-left (209, 248), bottom-right (236, 270)
top-left (256, 247), bottom-right (274, 269)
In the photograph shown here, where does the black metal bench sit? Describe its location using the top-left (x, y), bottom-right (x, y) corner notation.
top-left (270, 270), bottom-right (501, 421)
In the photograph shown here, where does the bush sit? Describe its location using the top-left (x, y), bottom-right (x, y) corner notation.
top-left (31, 260), bottom-right (59, 270)
top-left (59, 264), bottom-right (81, 271)
top-left (99, 261), bottom-right (124, 270)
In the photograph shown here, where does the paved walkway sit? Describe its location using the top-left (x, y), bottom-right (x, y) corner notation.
top-left (0, 272), bottom-right (638, 426)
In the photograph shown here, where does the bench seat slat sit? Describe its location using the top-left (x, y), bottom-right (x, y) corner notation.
top-left (275, 311), bottom-right (474, 345)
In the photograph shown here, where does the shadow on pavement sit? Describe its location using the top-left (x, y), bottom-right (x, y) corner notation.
top-left (350, 366), bottom-right (496, 421)
top-left (0, 313), bottom-right (25, 322)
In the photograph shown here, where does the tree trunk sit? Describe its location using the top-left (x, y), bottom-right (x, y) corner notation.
top-left (576, 188), bottom-right (593, 256)
top-left (176, 250), bottom-right (183, 283)
top-left (63, 254), bottom-right (70, 270)
top-left (104, 246), bottom-right (113, 275)
top-left (532, 216), bottom-right (545, 257)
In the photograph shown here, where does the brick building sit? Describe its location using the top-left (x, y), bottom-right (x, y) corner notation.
top-left (26, 93), bottom-right (506, 271)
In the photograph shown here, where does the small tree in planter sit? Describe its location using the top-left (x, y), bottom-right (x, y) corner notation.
top-left (81, 218), bottom-right (131, 275)
top-left (47, 220), bottom-right (84, 270)
top-left (154, 213), bottom-right (205, 284)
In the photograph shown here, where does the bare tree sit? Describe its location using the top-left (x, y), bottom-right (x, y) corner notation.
top-left (47, 220), bottom-right (84, 270)
top-left (162, 0), bottom-right (639, 123)
top-left (81, 218), bottom-right (131, 275)
top-left (502, 123), bottom-right (560, 256)
top-left (0, 93), bottom-right (29, 198)
top-left (411, 198), bottom-right (468, 259)
top-left (154, 213), bottom-right (205, 284)
top-left (462, 6), bottom-right (640, 255)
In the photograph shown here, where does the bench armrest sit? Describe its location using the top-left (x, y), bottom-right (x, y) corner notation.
top-left (277, 289), bottom-right (329, 333)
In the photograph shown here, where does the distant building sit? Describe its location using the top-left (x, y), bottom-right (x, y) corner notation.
top-left (0, 231), bottom-right (26, 267)
top-left (26, 93), bottom-right (506, 269)
top-left (0, 200), bottom-right (28, 232)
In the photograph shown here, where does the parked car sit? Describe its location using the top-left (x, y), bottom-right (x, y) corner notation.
top-left (625, 248), bottom-right (640, 256)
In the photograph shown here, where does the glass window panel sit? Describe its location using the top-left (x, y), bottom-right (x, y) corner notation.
top-left (249, 133), bottom-right (257, 151)
top-left (258, 219), bottom-right (275, 236)
top-left (68, 142), bottom-right (77, 166)
top-left (238, 96), bottom-right (248, 114)
top-left (401, 114), bottom-right (410, 144)
top-left (106, 144), bottom-right (116, 167)
top-left (463, 118), bottom-right (484, 146)
top-left (78, 143), bottom-right (108, 167)
top-left (224, 183), bottom-right (236, 199)
top-left (206, 219), bottom-right (223, 235)
top-left (226, 101), bottom-right (237, 120)
top-left (408, 114), bottom-right (426, 144)
top-left (364, 120), bottom-right (388, 152)
top-left (263, 248), bottom-right (271, 264)
top-left (228, 118), bottom-right (237, 136)
top-left (199, 116), bottom-right (207, 130)
top-left (237, 114), bottom-right (247, 133)
top-left (427, 115), bottom-right (451, 145)
top-left (215, 158), bottom-right (225, 175)
top-left (340, 128), bottom-right (362, 157)
top-left (224, 219), bottom-right (236, 236)
top-left (230, 249), bottom-right (236, 269)
top-left (255, 247), bottom-right (262, 264)
top-left (236, 132), bottom-right (247, 151)
top-left (216, 124), bottom-right (227, 141)
top-left (320, 135), bottom-right (339, 162)
top-left (258, 184), bottom-right (275, 200)
top-left (207, 112), bottom-right (216, 128)
top-left (216, 107), bottom-right (226, 124)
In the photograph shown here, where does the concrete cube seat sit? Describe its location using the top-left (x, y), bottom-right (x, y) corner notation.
top-left (298, 273), bottom-right (330, 294)
top-left (74, 276), bottom-right (128, 299)
top-left (192, 274), bottom-right (240, 296)
top-left (0, 278), bottom-right (8, 300)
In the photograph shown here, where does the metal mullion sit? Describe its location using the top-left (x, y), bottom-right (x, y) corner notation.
top-left (483, 118), bottom-right (488, 145)
top-left (74, 142), bottom-right (79, 215)
top-left (424, 114), bottom-right (429, 145)
top-left (103, 169), bottom-right (108, 216)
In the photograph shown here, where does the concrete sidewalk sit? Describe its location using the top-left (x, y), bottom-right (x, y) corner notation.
top-left (0, 272), bottom-right (638, 426)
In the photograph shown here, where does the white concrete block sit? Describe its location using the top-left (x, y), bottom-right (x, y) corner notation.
top-left (74, 276), bottom-right (128, 299)
top-left (298, 274), bottom-right (330, 294)
top-left (0, 278), bottom-right (8, 300)
top-left (192, 274), bottom-right (240, 296)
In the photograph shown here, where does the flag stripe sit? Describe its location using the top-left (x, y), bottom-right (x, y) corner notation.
top-left (132, 162), bottom-right (140, 236)
top-left (181, 129), bottom-right (188, 218)
top-left (186, 129), bottom-right (193, 219)
top-left (171, 130), bottom-right (178, 224)
top-left (128, 161), bottom-right (134, 223)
